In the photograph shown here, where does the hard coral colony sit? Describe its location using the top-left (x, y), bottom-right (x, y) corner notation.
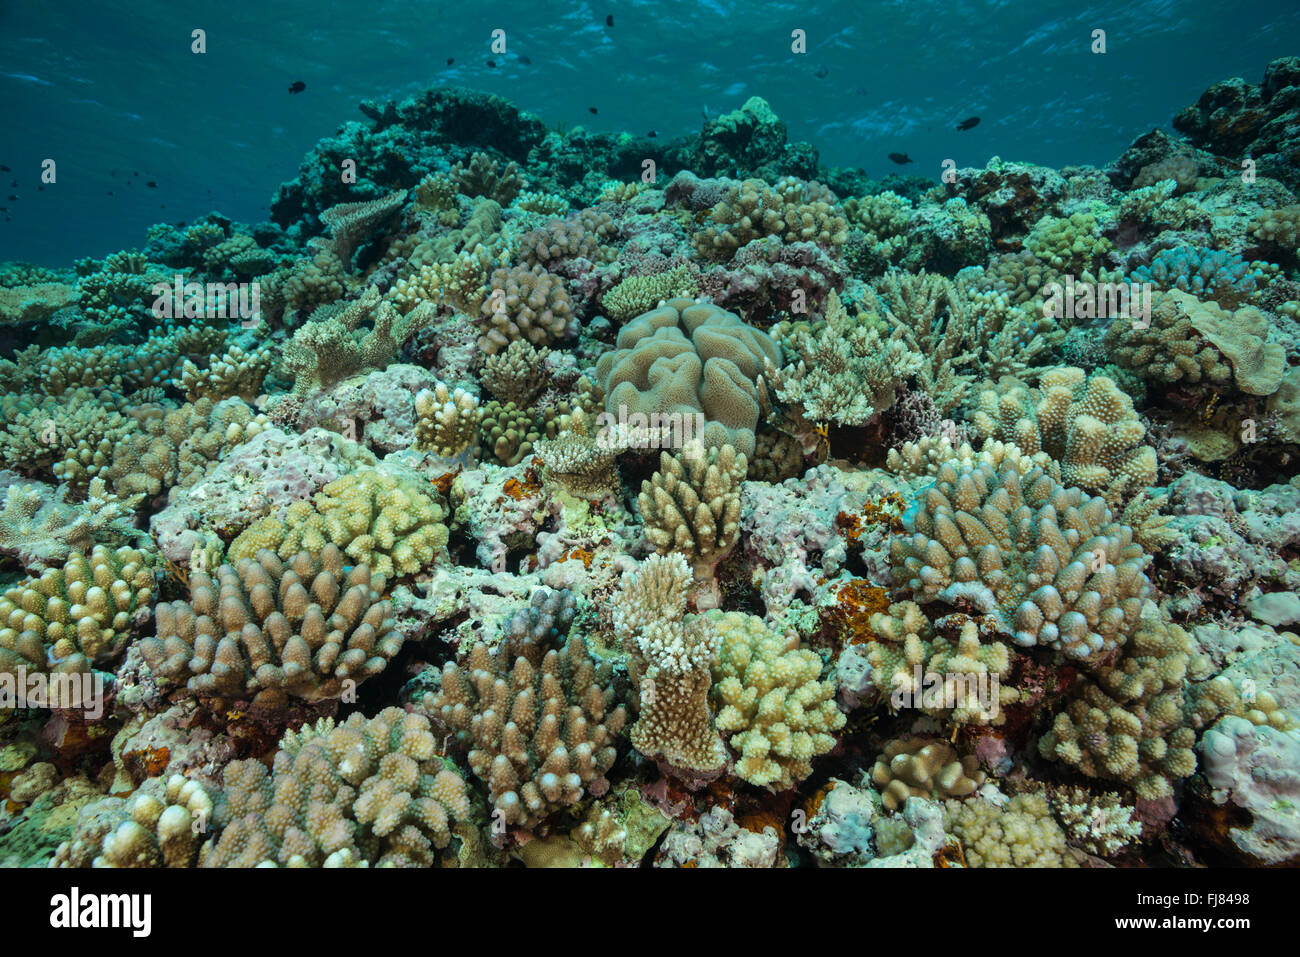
top-left (3, 51), bottom-right (1300, 877)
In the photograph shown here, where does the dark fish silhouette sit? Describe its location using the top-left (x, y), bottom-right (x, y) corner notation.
top-left (606, 14), bottom-right (614, 26)
top-left (0, 165), bottom-right (9, 172)
top-left (519, 55), bottom-right (531, 65)
top-left (956, 116), bottom-right (980, 131)
top-left (588, 106), bottom-right (598, 115)
top-left (888, 152), bottom-right (913, 165)
top-left (486, 59), bottom-right (496, 68)
top-left (814, 66), bottom-right (828, 78)
top-left (132, 171), bottom-right (139, 177)
top-left (288, 81), bottom-right (305, 94)
top-left (647, 130), bottom-right (657, 138)
top-left (146, 181), bottom-right (157, 188)
top-left (6, 194), bottom-right (15, 201)
top-left (446, 57), bottom-right (454, 66)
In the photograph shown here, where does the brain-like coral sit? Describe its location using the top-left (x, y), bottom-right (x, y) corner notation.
top-left (891, 460), bottom-right (1151, 662)
top-left (595, 298), bottom-right (781, 457)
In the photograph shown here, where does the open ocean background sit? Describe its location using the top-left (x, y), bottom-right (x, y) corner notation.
top-left (2, 0), bottom-right (1297, 264)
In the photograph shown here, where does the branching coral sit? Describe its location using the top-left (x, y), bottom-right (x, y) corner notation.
top-left (203, 707), bottom-right (471, 867)
top-left (284, 287), bottom-right (438, 396)
top-left (693, 177), bottom-right (848, 259)
top-left (229, 468), bottom-right (448, 578)
top-left (142, 545), bottom-right (399, 706)
top-left (614, 554), bottom-right (727, 777)
top-left (709, 611), bottom-right (844, 790)
top-left (478, 264), bottom-right (576, 354)
top-left (429, 589), bottom-right (625, 828)
top-left (870, 737), bottom-right (985, 812)
top-left (972, 367), bottom-right (1158, 505)
top-left (413, 383), bottom-right (482, 457)
top-left (891, 460), bottom-right (1151, 662)
top-left (769, 289), bottom-right (923, 425)
top-left (0, 545), bottom-right (154, 675)
top-left (1038, 612), bottom-right (1198, 800)
top-left (638, 444), bottom-right (746, 604)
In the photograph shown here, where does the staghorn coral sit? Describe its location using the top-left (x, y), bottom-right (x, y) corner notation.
top-left (478, 264), bottom-right (576, 354)
top-left (428, 589), bottom-right (626, 829)
top-left (708, 611), bottom-right (844, 790)
top-left (638, 444), bottom-right (746, 603)
top-left (284, 286), bottom-right (438, 396)
top-left (203, 707), bottom-right (471, 867)
top-left (614, 554), bottom-right (727, 777)
top-left (141, 545), bottom-right (399, 706)
top-left (891, 460), bottom-right (1152, 662)
top-left (0, 545), bottom-right (154, 675)
top-left (229, 468), bottom-right (448, 578)
top-left (413, 383), bottom-right (482, 457)
top-left (596, 297), bottom-right (780, 457)
top-left (769, 288), bottom-right (924, 425)
top-left (972, 367), bottom-right (1158, 505)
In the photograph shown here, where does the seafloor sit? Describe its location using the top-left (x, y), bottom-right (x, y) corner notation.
top-left (1, 57), bottom-right (1299, 869)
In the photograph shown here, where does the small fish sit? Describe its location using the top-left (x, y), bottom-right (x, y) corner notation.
top-left (486, 59), bottom-right (496, 68)
top-left (588, 106), bottom-right (598, 115)
top-left (0, 165), bottom-right (9, 171)
top-left (37, 185), bottom-right (43, 191)
top-left (0, 207), bottom-right (6, 213)
top-left (6, 194), bottom-right (15, 200)
top-left (888, 152), bottom-right (913, 165)
top-left (955, 116), bottom-right (980, 131)
top-left (288, 80), bottom-right (306, 94)
top-left (146, 180), bottom-right (157, 188)
top-left (446, 57), bottom-right (454, 66)
top-left (647, 129), bottom-right (657, 138)
top-left (519, 55), bottom-right (531, 65)
top-left (106, 191), bottom-right (113, 196)
top-left (132, 171), bottom-right (139, 176)
top-left (606, 14), bottom-right (614, 26)
top-left (814, 65), bottom-right (828, 79)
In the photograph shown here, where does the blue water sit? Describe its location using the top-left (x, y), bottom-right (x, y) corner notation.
top-left (2, 0), bottom-right (1297, 264)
